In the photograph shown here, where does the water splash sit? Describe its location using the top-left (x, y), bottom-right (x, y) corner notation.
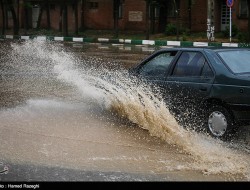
top-left (10, 40), bottom-right (250, 179)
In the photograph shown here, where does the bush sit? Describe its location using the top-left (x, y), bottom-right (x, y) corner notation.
top-left (165, 23), bottom-right (190, 37)
top-left (223, 24), bottom-right (238, 37)
top-left (165, 24), bottom-right (177, 35)
top-left (238, 32), bottom-right (250, 43)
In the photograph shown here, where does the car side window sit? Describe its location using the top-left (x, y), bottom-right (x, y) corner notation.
top-left (201, 62), bottom-right (214, 78)
top-left (172, 52), bottom-right (206, 77)
top-left (139, 52), bottom-right (177, 77)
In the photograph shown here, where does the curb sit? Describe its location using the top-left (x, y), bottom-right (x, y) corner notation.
top-left (1, 35), bottom-right (250, 48)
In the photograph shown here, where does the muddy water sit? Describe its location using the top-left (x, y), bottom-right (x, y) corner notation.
top-left (0, 40), bottom-right (250, 181)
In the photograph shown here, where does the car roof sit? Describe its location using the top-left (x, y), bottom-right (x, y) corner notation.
top-left (159, 47), bottom-right (250, 52)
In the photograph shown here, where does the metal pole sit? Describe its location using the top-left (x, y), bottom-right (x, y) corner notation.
top-left (230, 7), bottom-right (232, 42)
top-left (145, 0), bottom-right (149, 40)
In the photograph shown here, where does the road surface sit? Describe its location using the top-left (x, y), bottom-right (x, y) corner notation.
top-left (0, 40), bottom-right (250, 181)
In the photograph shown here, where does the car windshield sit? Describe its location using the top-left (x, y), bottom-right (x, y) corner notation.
top-left (218, 50), bottom-right (250, 74)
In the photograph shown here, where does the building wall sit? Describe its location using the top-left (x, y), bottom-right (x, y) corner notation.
top-left (40, 3), bottom-right (82, 32)
top-left (190, 0), bottom-right (208, 32)
top-left (84, 0), bottom-right (114, 30)
top-left (121, 0), bottom-right (146, 31)
top-left (0, 0), bottom-right (249, 35)
top-left (42, 5), bottom-right (61, 30)
top-left (233, 0), bottom-right (248, 32)
top-left (82, 0), bottom-right (148, 31)
top-left (214, 0), bottom-right (221, 33)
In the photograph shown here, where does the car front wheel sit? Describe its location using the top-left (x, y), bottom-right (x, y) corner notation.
top-left (205, 105), bottom-right (236, 139)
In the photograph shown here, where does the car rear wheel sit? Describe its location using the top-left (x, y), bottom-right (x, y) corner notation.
top-left (205, 105), bottom-right (236, 139)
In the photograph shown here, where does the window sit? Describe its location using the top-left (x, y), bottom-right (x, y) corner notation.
top-left (218, 50), bottom-right (250, 74)
top-left (201, 62), bottom-right (214, 78)
top-left (239, 0), bottom-right (248, 18)
top-left (139, 52), bottom-right (177, 77)
top-left (172, 52), bottom-right (209, 77)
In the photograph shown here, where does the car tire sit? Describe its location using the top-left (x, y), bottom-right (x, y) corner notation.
top-left (204, 105), bottom-right (237, 140)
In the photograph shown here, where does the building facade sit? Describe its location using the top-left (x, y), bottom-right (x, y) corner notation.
top-left (0, 0), bottom-right (249, 35)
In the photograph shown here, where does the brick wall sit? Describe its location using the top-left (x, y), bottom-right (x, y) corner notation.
top-left (84, 0), bottom-right (114, 30)
top-left (190, 0), bottom-right (208, 32)
top-left (0, 0), bottom-right (249, 35)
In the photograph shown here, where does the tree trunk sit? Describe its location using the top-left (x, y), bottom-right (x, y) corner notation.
top-left (62, 2), bottom-right (68, 36)
top-left (74, 0), bottom-right (79, 35)
top-left (45, 0), bottom-right (51, 29)
top-left (37, 1), bottom-right (50, 29)
top-left (0, 0), bottom-right (5, 35)
top-left (113, 0), bottom-right (119, 38)
top-left (145, 0), bottom-right (150, 40)
top-left (174, 0), bottom-right (179, 40)
top-left (37, 5), bottom-right (44, 29)
top-left (188, 0), bottom-right (192, 30)
top-left (8, 0), bottom-right (18, 35)
top-left (37, 6), bottom-right (44, 28)
top-left (24, 0), bottom-right (29, 35)
top-left (158, 2), bottom-right (167, 33)
top-left (150, 2), bottom-right (155, 34)
top-left (59, 5), bottom-right (62, 32)
top-left (80, 0), bottom-right (85, 32)
top-left (17, 0), bottom-right (19, 34)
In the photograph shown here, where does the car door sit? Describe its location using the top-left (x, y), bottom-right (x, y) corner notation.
top-left (136, 50), bottom-right (178, 97)
top-left (165, 51), bottom-right (215, 115)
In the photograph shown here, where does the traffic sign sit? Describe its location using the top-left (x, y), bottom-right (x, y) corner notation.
top-left (227, 0), bottom-right (234, 7)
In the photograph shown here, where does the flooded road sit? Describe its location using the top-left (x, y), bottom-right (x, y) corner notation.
top-left (0, 40), bottom-right (250, 181)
